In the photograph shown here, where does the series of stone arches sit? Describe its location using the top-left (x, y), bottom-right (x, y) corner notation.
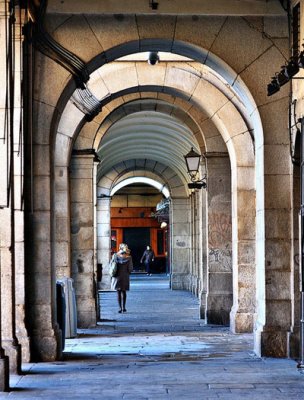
top-left (52, 42), bottom-right (256, 336)
top-left (3, 4), bottom-right (303, 395)
top-left (21, 12), bottom-right (293, 366)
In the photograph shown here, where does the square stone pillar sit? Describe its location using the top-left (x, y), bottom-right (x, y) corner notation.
top-left (70, 151), bottom-right (98, 328)
top-left (97, 198), bottom-right (111, 290)
top-left (230, 185), bottom-right (256, 333)
top-left (189, 193), bottom-right (195, 293)
top-left (258, 147), bottom-right (293, 357)
top-left (189, 191), bottom-right (202, 296)
top-left (0, 3), bottom-right (28, 375)
top-left (289, 162), bottom-right (300, 358)
top-left (54, 165), bottom-right (71, 279)
top-left (24, 140), bottom-right (61, 362)
top-left (199, 187), bottom-right (208, 319)
top-left (206, 155), bottom-right (232, 325)
top-left (23, 28), bottom-right (61, 364)
top-left (170, 198), bottom-right (191, 290)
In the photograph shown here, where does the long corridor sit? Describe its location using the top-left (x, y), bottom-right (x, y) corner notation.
top-left (2, 275), bottom-right (304, 399)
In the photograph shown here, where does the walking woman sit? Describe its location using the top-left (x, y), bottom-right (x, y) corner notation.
top-left (140, 245), bottom-right (155, 276)
top-left (111, 243), bottom-right (133, 313)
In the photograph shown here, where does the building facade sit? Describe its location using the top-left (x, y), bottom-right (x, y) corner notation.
top-left (0, 0), bottom-right (303, 391)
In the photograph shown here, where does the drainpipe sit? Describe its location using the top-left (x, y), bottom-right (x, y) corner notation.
top-left (299, 117), bottom-right (304, 368)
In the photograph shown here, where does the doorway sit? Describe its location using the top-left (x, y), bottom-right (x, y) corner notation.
top-left (123, 227), bottom-right (150, 271)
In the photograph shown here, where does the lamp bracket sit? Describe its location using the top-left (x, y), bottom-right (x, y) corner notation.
top-left (188, 174), bottom-right (207, 190)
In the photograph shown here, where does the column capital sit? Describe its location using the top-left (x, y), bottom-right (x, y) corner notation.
top-left (71, 149), bottom-right (101, 163)
top-left (204, 152), bottom-right (229, 159)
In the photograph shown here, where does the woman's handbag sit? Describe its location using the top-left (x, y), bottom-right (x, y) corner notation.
top-left (109, 254), bottom-right (118, 277)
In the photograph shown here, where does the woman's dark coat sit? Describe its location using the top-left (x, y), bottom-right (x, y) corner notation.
top-left (111, 252), bottom-right (133, 291)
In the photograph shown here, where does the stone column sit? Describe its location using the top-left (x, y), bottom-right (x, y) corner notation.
top-left (230, 164), bottom-right (256, 334)
top-left (54, 164), bottom-right (71, 279)
top-left (206, 155), bottom-right (232, 325)
top-left (14, 8), bottom-right (30, 364)
top-left (97, 197), bottom-right (111, 290)
top-left (0, 212), bottom-right (21, 373)
top-left (24, 116), bottom-right (60, 362)
top-left (0, 2), bottom-right (25, 374)
top-left (70, 151), bottom-right (98, 328)
top-left (170, 197), bottom-right (191, 290)
top-left (189, 193), bottom-right (195, 293)
top-left (0, 242), bottom-right (9, 390)
top-left (23, 26), bottom-right (60, 364)
top-left (259, 129), bottom-right (293, 357)
top-left (199, 187), bottom-right (208, 319)
top-left (191, 190), bottom-right (201, 296)
top-left (289, 161), bottom-right (300, 358)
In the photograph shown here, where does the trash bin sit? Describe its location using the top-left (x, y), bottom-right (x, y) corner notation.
top-left (57, 277), bottom-right (77, 338)
top-left (56, 281), bottom-right (66, 349)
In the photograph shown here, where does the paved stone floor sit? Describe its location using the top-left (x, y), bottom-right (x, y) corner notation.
top-left (2, 275), bottom-right (304, 399)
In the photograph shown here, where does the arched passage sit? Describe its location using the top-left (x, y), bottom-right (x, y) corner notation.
top-left (110, 177), bottom-right (170, 198)
top-left (28, 22), bottom-right (288, 360)
top-left (55, 67), bottom-right (256, 336)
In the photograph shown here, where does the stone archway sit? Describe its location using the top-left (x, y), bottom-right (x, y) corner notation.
top-left (29, 19), bottom-right (290, 356)
top-left (51, 52), bottom-right (257, 348)
top-left (54, 74), bottom-right (255, 330)
top-left (96, 161), bottom-right (189, 289)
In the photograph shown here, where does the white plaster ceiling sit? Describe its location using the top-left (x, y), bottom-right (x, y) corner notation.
top-left (97, 111), bottom-right (201, 184)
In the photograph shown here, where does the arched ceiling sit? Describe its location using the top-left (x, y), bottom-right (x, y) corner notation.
top-left (97, 111), bottom-right (200, 185)
top-left (54, 42), bottom-right (257, 200)
top-left (97, 160), bottom-right (188, 198)
top-left (93, 98), bottom-right (207, 152)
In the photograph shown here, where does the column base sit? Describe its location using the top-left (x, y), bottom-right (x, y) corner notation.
top-left (206, 294), bottom-right (232, 326)
top-left (16, 304), bottom-right (31, 362)
top-left (30, 329), bottom-right (60, 362)
top-left (261, 328), bottom-right (290, 358)
top-left (99, 274), bottom-right (111, 290)
top-left (207, 309), bottom-right (230, 325)
top-left (199, 290), bottom-right (207, 320)
top-left (170, 273), bottom-right (190, 290)
top-left (230, 309), bottom-right (254, 333)
top-left (254, 320), bottom-right (263, 357)
top-left (19, 335), bottom-right (31, 363)
top-left (289, 327), bottom-right (300, 359)
top-left (77, 300), bottom-right (97, 328)
top-left (0, 355), bottom-right (9, 392)
top-left (190, 276), bottom-right (200, 296)
top-left (2, 340), bottom-right (21, 374)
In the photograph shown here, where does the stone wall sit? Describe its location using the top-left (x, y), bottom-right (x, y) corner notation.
top-left (170, 198), bottom-right (191, 290)
top-left (206, 155), bottom-right (232, 325)
top-left (70, 153), bottom-right (98, 328)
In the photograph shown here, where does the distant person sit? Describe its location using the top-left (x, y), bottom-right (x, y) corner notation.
top-left (111, 243), bottom-right (133, 313)
top-left (140, 245), bottom-right (155, 276)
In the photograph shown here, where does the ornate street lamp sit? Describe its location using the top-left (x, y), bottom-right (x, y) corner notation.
top-left (184, 147), bottom-right (207, 189)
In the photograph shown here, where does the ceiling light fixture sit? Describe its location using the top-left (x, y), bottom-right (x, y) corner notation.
top-left (267, 55), bottom-right (303, 96)
top-left (149, 0), bottom-right (159, 10)
top-left (148, 51), bottom-right (159, 66)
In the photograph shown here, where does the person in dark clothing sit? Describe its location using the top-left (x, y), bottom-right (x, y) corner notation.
top-left (111, 243), bottom-right (133, 313)
top-left (140, 245), bottom-right (155, 276)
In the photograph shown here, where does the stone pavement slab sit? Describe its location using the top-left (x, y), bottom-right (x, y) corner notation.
top-left (1, 275), bottom-right (304, 399)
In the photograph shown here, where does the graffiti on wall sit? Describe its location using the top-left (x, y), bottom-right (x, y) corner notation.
top-left (208, 213), bottom-right (232, 248)
top-left (209, 245), bottom-right (232, 271)
top-left (208, 213), bottom-right (232, 271)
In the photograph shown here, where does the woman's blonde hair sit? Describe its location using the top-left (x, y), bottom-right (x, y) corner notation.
top-left (119, 243), bottom-right (130, 253)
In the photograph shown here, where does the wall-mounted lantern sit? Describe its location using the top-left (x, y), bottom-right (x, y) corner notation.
top-left (184, 147), bottom-right (207, 189)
